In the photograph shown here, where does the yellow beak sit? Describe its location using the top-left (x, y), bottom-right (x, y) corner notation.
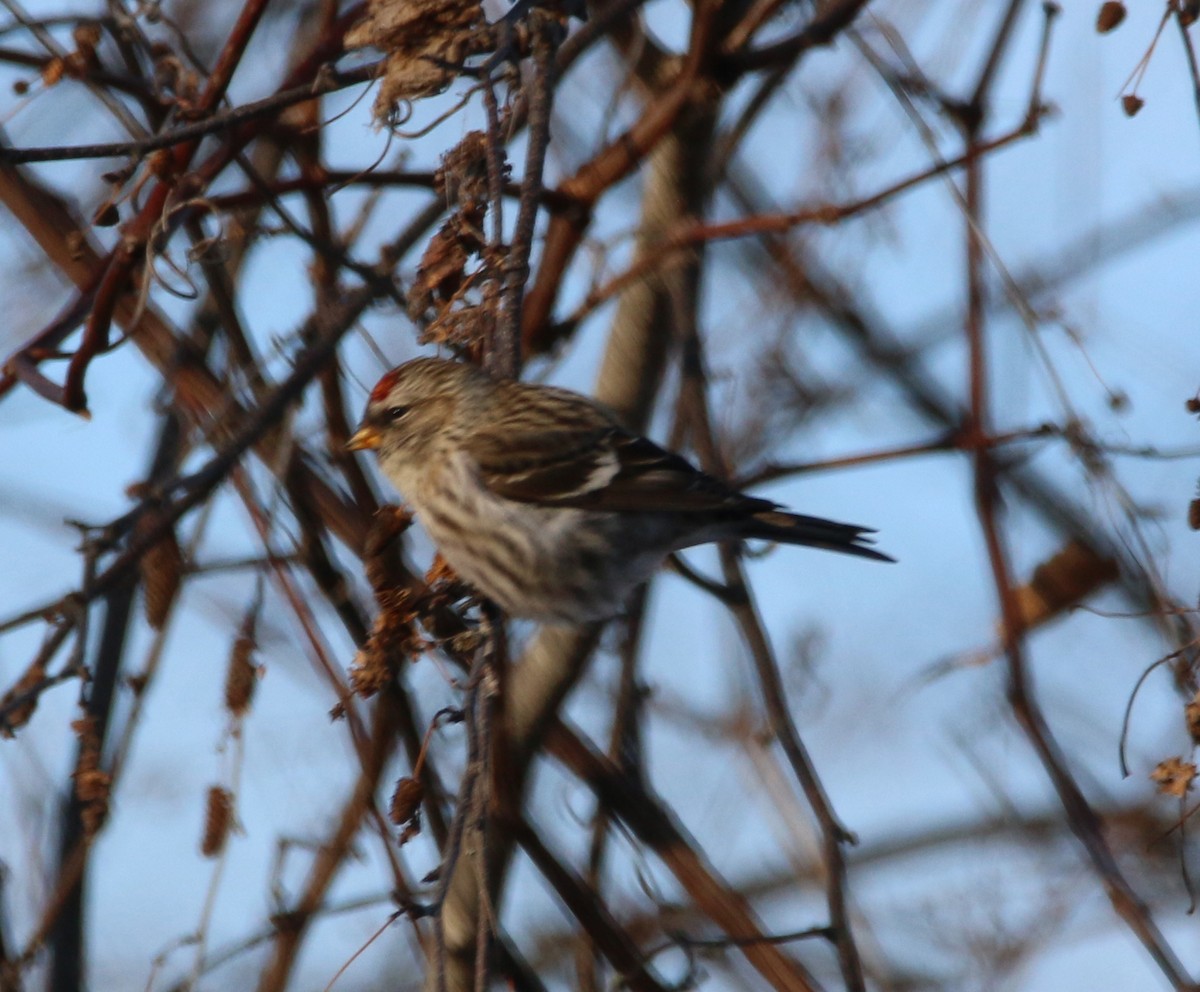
top-left (346, 424), bottom-right (382, 451)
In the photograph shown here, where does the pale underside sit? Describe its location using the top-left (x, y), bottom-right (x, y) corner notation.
top-left (386, 448), bottom-right (704, 623)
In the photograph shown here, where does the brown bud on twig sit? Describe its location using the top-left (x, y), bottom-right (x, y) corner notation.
top-left (1121, 94), bottom-right (1145, 117)
top-left (1188, 498), bottom-right (1200, 531)
top-left (1096, 1), bottom-right (1126, 33)
top-left (201, 786), bottom-right (234, 857)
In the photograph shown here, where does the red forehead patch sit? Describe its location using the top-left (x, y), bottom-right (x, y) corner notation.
top-left (369, 367), bottom-right (404, 404)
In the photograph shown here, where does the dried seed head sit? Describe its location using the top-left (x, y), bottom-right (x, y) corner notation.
top-left (72, 716), bottom-right (111, 837)
top-left (201, 786), bottom-right (234, 857)
top-left (1121, 94), bottom-right (1145, 117)
top-left (224, 629), bottom-right (259, 715)
top-left (1095, 1), bottom-right (1126, 33)
top-left (138, 520), bottom-right (183, 630)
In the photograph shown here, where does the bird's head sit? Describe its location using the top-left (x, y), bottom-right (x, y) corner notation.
top-left (348, 358), bottom-right (490, 470)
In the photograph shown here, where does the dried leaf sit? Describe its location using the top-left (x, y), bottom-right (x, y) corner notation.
top-left (420, 304), bottom-right (488, 350)
top-left (1010, 541), bottom-right (1118, 632)
top-left (348, 643), bottom-right (392, 698)
top-left (345, 0), bottom-right (485, 119)
top-left (389, 776), bottom-right (424, 826)
top-left (0, 658), bottom-right (48, 738)
top-left (410, 222), bottom-right (472, 310)
top-left (436, 131), bottom-right (491, 210)
top-left (1151, 756), bottom-right (1196, 798)
top-left (425, 553), bottom-right (461, 589)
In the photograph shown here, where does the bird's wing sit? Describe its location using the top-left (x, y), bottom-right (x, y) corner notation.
top-left (466, 386), bottom-right (775, 515)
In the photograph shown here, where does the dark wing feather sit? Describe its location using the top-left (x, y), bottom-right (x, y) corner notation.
top-left (465, 385), bottom-right (775, 515)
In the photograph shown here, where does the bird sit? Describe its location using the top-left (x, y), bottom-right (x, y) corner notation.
top-left (348, 357), bottom-right (891, 625)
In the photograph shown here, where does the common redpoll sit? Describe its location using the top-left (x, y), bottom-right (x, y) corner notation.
top-left (348, 358), bottom-right (890, 624)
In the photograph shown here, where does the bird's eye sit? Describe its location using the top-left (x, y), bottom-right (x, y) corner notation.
top-left (387, 406), bottom-right (409, 420)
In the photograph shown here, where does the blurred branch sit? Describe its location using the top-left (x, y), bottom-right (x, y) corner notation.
top-left (721, 0), bottom-right (873, 72)
top-left (514, 817), bottom-right (669, 992)
top-left (674, 288), bottom-right (866, 990)
top-left (493, 12), bottom-right (560, 379)
top-left (0, 63), bottom-right (380, 165)
top-left (547, 721), bottom-right (820, 990)
top-left (555, 105), bottom-right (1046, 340)
top-left (520, 0), bottom-right (722, 354)
top-left (954, 9), bottom-right (1197, 985)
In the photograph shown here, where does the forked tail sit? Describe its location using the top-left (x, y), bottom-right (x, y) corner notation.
top-left (744, 510), bottom-right (894, 562)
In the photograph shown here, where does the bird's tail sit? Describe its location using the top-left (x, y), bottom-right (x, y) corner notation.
top-left (741, 510), bottom-right (894, 562)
